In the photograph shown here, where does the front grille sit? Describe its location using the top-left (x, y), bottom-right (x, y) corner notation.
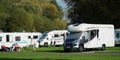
top-left (66, 43), bottom-right (72, 46)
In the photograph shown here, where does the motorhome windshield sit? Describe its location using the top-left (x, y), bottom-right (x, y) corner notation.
top-left (40, 35), bottom-right (47, 39)
top-left (67, 32), bottom-right (82, 40)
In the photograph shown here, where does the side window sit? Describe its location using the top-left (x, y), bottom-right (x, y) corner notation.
top-left (54, 34), bottom-right (59, 37)
top-left (61, 34), bottom-right (64, 36)
top-left (82, 32), bottom-right (89, 40)
top-left (33, 35), bottom-right (38, 39)
top-left (15, 36), bottom-right (21, 41)
top-left (81, 32), bottom-right (89, 43)
top-left (28, 36), bottom-right (31, 39)
top-left (90, 30), bottom-right (97, 40)
top-left (6, 35), bottom-right (9, 42)
top-left (0, 37), bottom-right (2, 42)
top-left (97, 30), bottom-right (99, 38)
top-left (116, 33), bottom-right (119, 38)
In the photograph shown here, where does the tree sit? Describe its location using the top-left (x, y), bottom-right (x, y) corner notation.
top-left (0, 4), bottom-right (10, 31)
top-left (9, 7), bottom-right (33, 32)
top-left (64, 0), bottom-right (120, 28)
top-left (0, 0), bottom-right (67, 32)
top-left (53, 18), bottom-right (67, 30)
top-left (40, 2), bottom-right (61, 20)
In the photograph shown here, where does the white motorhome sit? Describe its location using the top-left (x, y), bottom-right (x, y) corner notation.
top-left (39, 30), bottom-right (68, 47)
top-left (115, 29), bottom-right (120, 46)
top-left (0, 32), bottom-right (42, 50)
top-left (64, 23), bottom-right (114, 52)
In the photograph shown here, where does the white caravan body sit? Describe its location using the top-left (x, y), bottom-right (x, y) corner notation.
top-left (64, 23), bottom-right (114, 52)
top-left (115, 29), bottom-right (120, 46)
top-left (0, 32), bottom-right (42, 49)
top-left (39, 30), bottom-right (68, 46)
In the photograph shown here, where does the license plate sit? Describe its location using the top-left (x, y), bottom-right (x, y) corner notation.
top-left (66, 46), bottom-right (71, 48)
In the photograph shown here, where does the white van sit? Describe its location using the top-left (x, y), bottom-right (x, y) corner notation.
top-left (115, 29), bottom-right (120, 46)
top-left (0, 32), bottom-right (42, 50)
top-left (39, 30), bottom-right (68, 47)
top-left (64, 23), bottom-right (114, 52)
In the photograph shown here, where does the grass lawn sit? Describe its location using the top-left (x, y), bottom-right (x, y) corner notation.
top-left (0, 47), bottom-right (120, 60)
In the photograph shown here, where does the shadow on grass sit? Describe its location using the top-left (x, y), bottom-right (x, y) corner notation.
top-left (0, 58), bottom-right (69, 60)
top-left (0, 58), bottom-right (31, 60)
top-left (34, 49), bottom-right (64, 53)
top-left (34, 48), bottom-right (100, 53)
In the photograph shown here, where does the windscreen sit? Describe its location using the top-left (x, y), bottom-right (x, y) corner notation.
top-left (40, 34), bottom-right (47, 40)
top-left (67, 32), bottom-right (82, 41)
top-left (40, 32), bottom-right (49, 40)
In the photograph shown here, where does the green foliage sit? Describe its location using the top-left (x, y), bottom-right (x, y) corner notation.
top-left (40, 2), bottom-right (60, 19)
top-left (65, 0), bottom-right (120, 28)
top-left (0, 0), bottom-right (67, 32)
top-left (10, 7), bottom-right (34, 32)
top-left (34, 16), bottom-right (54, 33)
top-left (53, 18), bottom-right (67, 30)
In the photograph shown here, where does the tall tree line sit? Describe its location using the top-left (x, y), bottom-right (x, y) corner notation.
top-left (64, 0), bottom-right (120, 28)
top-left (0, 0), bottom-right (67, 32)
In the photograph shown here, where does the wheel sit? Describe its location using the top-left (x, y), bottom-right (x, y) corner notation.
top-left (54, 42), bottom-right (56, 47)
top-left (101, 44), bottom-right (106, 51)
top-left (78, 45), bottom-right (84, 52)
top-left (44, 42), bottom-right (48, 47)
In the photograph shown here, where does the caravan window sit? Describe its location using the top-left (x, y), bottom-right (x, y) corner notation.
top-left (54, 34), bottom-right (59, 37)
top-left (15, 36), bottom-right (21, 41)
top-left (6, 35), bottom-right (9, 42)
top-left (33, 35), bottom-right (38, 39)
top-left (28, 36), bottom-right (31, 39)
top-left (0, 37), bottom-right (2, 42)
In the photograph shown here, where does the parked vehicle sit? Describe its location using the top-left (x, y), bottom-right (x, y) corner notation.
top-left (115, 29), bottom-right (120, 46)
top-left (64, 23), bottom-right (114, 52)
top-left (39, 30), bottom-right (68, 47)
top-left (0, 32), bottom-right (42, 51)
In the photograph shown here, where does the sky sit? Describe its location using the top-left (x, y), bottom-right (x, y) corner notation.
top-left (56, 0), bottom-right (67, 8)
top-left (56, 0), bottom-right (69, 22)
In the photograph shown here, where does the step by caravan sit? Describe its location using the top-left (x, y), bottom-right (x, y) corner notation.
top-left (0, 32), bottom-right (42, 50)
top-left (39, 30), bottom-right (68, 47)
top-left (64, 23), bottom-right (114, 52)
top-left (115, 29), bottom-right (120, 46)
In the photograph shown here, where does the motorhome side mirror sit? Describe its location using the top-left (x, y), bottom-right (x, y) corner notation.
top-left (82, 36), bottom-right (85, 40)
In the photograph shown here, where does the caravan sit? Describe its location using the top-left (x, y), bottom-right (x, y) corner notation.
top-left (39, 30), bottom-right (68, 47)
top-left (64, 23), bottom-right (114, 52)
top-left (0, 32), bottom-right (42, 51)
top-left (115, 29), bottom-right (120, 46)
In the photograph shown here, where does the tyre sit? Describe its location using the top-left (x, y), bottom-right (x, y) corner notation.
top-left (101, 44), bottom-right (106, 51)
top-left (78, 45), bottom-right (84, 52)
top-left (53, 42), bottom-right (56, 47)
top-left (44, 42), bottom-right (48, 47)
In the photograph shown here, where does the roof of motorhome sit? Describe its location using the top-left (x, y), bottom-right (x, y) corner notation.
top-left (43, 30), bottom-right (68, 35)
top-left (70, 23), bottom-right (114, 28)
top-left (68, 23), bottom-right (114, 32)
top-left (115, 29), bottom-right (120, 31)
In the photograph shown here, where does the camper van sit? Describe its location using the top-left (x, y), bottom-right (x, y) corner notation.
top-left (63, 23), bottom-right (114, 52)
top-left (115, 29), bottom-right (120, 46)
top-left (0, 32), bottom-right (42, 51)
top-left (39, 30), bottom-right (68, 47)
